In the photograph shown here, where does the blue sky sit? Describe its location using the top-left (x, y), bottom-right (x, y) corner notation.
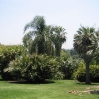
top-left (0, 0), bottom-right (99, 49)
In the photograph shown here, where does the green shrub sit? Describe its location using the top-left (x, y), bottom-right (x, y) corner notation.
top-left (90, 65), bottom-right (99, 82)
top-left (73, 64), bottom-right (99, 82)
top-left (56, 57), bottom-right (78, 79)
top-left (0, 45), bottom-right (23, 80)
top-left (4, 54), bottom-right (64, 82)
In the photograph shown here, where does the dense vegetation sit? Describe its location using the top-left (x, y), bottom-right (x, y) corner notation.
top-left (0, 16), bottom-right (99, 85)
top-left (73, 64), bottom-right (99, 82)
top-left (0, 44), bottom-right (23, 80)
top-left (74, 26), bottom-right (99, 84)
top-left (23, 16), bottom-right (66, 56)
top-left (4, 54), bottom-right (64, 82)
top-left (0, 44), bottom-right (80, 82)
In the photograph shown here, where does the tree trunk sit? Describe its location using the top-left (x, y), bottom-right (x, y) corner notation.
top-left (85, 62), bottom-right (91, 84)
top-left (55, 44), bottom-right (61, 57)
top-left (56, 49), bottom-right (60, 56)
top-left (38, 37), bottom-right (45, 54)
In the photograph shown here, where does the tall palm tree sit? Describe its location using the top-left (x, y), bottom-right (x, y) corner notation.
top-left (73, 26), bottom-right (99, 84)
top-left (23, 32), bottom-right (33, 54)
top-left (24, 16), bottom-right (67, 56)
top-left (24, 15), bottom-right (46, 54)
top-left (50, 26), bottom-right (66, 56)
top-left (44, 25), bottom-right (55, 56)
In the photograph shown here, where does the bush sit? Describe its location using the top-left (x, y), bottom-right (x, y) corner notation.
top-left (90, 65), bottom-right (99, 82)
top-left (56, 57), bottom-right (78, 79)
top-left (0, 44), bottom-right (23, 80)
top-left (73, 64), bottom-right (99, 82)
top-left (4, 54), bottom-right (64, 82)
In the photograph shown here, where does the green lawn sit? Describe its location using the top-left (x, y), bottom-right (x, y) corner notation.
top-left (0, 77), bottom-right (99, 99)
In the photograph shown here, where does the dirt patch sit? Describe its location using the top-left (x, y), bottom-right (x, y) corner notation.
top-left (68, 90), bottom-right (99, 95)
top-left (89, 90), bottom-right (99, 95)
top-left (68, 86), bottom-right (99, 95)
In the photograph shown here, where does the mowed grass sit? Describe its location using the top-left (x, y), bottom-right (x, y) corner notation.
top-left (0, 77), bottom-right (99, 99)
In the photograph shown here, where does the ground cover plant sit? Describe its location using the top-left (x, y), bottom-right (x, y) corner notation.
top-left (0, 76), bottom-right (99, 99)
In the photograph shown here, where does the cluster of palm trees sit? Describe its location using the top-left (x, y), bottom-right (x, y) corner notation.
top-left (23, 15), bottom-right (99, 84)
top-left (23, 16), bottom-right (66, 56)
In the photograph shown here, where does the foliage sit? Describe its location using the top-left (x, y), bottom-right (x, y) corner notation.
top-left (73, 26), bottom-right (99, 84)
top-left (50, 26), bottom-right (66, 56)
top-left (73, 64), bottom-right (99, 82)
top-left (4, 54), bottom-right (64, 82)
top-left (91, 48), bottom-right (99, 65)
top-left (55, 55), bottom-right (80, 79)
top-left (22, 32), bottom-right (33, 54)
top-left (0, 44), bottom-right (23, 79)
top-left (23, 16), bottom-right (66, 56)
top-left (62, 48), bottom-right (79, 59)
top-left (60, 49), bottom-right (83, 79)
top-left (23, 16), bottom-right (47, 54)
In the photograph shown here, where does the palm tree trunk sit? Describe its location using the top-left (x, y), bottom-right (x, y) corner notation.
top-left (56, 49), bottom-right (60, 56)
top-left (85, 62), bottom-right (91, 84)
top-left (55, 44), bottom-right (61, 57)
top-left (55, 46), bottom-right (60, 56)
top-left (38, 36), bottom-right (45, 54)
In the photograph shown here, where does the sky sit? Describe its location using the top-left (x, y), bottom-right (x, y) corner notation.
top-left (0, 0), bottom-right (99, 49)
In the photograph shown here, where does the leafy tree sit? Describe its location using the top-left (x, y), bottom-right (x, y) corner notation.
top-left (24, 15), bottom-right (46, 54)
top-left (69, 48), bottom-right (79, 59)
top-left (44, 25), bottom-right (55, 56)
top-left (73, 26), bottom-right (99, 84)
top-left (50, 26), bottom-right (66, 56)
top-left (23, 16), bottom-right (67, 56)
top-left (23, 32), bottom-right (33, 54)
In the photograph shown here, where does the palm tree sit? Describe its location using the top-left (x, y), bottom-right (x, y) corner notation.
top-left (73, 26), bottom-right (99, 84)
top-left (24, 16), bottom-right (67, 56)
top-left (50, 26), bottom-right (66, 56)
top-left (24, 15), bottom-right (46, 54)
top-left (23, 32), bottom-right (33, 54)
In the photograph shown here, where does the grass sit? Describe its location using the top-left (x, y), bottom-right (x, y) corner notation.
top-left (0, 77), bottom-right (99, 99)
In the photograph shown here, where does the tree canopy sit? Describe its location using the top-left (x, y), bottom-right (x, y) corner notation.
top-left (73, 26), bottom-right (99, 84)
top-left (23, 15), bottom-right (66, 56)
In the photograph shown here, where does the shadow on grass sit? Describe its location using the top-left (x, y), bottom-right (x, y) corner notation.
top-left (0, 79), bottom-right (5, 81)
top-left (8, 80), bottom-right (55, 84)
top-left (0, 75), bottom-right (55, 84)
top-left (0, 76), bottom-right (6, 81)
top-left (75, 80), bottom-right (99, 85)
